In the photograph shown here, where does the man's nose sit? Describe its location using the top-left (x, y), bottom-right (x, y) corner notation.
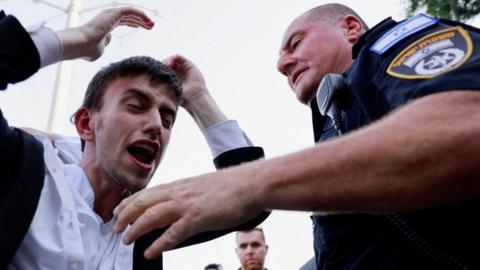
top-left (143, 109), bottom-right (162, 140)
top-left (245, 245), bottom-right (255, 254)
top-left (277, 53), bottom-right (295, 76)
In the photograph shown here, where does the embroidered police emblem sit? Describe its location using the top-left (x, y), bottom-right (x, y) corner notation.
top-left (387, 26), bottom-right (473, 79)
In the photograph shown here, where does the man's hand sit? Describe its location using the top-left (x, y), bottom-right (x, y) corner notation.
top-left (57, 7), bottom-right (154, 61)
top-left (164, 54), bottom-right (227, 129)
top-left (163, 55), bottom-right (208, 109)
top-left (113, 167), bottom-right (263, 259)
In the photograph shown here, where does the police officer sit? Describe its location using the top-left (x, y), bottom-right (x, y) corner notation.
top-left (113, 4), bottom-right (480, 269)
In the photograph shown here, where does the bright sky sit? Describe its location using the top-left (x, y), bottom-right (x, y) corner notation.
top-left (0, 0), bottom-right (407, 269)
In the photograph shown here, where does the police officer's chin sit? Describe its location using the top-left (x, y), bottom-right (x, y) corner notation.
top-left (295, 89), bottom-right (316, 106)
top-left (293, 83), bottom-right (317, 105)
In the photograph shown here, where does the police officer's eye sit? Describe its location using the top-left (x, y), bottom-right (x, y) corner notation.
top-left (291, 38), bottom-right (301, 50)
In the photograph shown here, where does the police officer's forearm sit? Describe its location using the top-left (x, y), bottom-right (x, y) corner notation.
top-left (249, 90), bottom-right (480, 213)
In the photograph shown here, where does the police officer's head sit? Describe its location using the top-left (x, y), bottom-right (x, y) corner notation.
top-left (277, 3), bottom-right (368, 105)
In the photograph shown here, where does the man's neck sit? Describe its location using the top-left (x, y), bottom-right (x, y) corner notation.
top-left (79, 155), bottom-right (127, 223)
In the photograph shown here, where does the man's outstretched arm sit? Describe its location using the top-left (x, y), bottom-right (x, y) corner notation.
top-left (113, 90), bottom-right (480, 258)
top-left (0, 7), bottom-right (153, 91)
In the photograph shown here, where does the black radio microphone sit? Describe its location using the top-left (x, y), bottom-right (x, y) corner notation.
top-left (316, 73), bottom-right (346, 135)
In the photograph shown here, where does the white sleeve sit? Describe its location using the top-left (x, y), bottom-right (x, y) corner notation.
top-left (51, 134), bottom-right (82, 164)
top-left (26, 22), bottom-right (62, 67)
top-left (204, 120), bottom-right (253, 158)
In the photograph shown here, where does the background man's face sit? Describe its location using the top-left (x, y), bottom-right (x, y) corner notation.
top-left (235, 230), bottom-right (268, 270)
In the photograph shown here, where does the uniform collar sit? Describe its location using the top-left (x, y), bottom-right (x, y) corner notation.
top-left (352, 17), bottom-right (398, 59)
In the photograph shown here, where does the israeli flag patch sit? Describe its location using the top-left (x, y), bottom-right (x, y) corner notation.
top-left (370, 13), bottom-right (438, 55)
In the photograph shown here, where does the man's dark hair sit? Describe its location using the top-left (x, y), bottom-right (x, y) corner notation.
top-left (204, 263), bottom-right (223, 270)
top-left (74, 56), bottom-right (183, 150)
top-left (81, 55), bottom-right (182, 112)
top-left (236, 226), bottom-right (266, 242)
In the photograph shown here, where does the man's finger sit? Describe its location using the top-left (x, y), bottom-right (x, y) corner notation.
top-left (144, 217), bottom-right (193, 259)
top-left (118, 6), bottom-right (153, 24)
top-left (104, 33), bottom-right (112, 46)
top-left (118, 16), bottom-right (154, 29)
top-left (113, 187), bottom-right (170, 233)
top-left (122, 200), bottom-right (181, 245)
top-left (113, 190), bottom-right (140, 218)
top-left (113, 191), bottom-right (145, 233)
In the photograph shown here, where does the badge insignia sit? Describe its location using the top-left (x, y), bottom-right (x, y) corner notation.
top-left (387, 26), bottom-right (473, 79)
top-left (371, 14), bottom-right (438, 55)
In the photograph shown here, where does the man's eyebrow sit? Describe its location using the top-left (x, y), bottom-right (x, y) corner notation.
top-left (122, 88), bottom-right (151, 103)
top-left (280, 30), bottom-right (303, 52)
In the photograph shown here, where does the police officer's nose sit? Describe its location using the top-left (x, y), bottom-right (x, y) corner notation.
top-left (277, 54), bottom-right (296, 77)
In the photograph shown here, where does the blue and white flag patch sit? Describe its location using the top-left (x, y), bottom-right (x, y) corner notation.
top-left (370, 13), bottom-right (439, 55)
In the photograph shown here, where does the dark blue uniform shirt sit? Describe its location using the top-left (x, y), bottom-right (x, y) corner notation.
top-left (312, 16), bottom-right (480, 270)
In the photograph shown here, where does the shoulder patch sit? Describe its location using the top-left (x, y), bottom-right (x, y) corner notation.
top-left (371, 14), bottom-right (438, 55)
top-left (386, 26), bottom-right (473, 79)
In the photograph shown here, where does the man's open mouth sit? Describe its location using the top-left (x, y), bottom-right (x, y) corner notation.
top-left (127, 141), bottom-right (159, 168)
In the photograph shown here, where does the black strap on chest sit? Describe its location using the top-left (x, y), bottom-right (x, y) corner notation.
top-left (311, 97), bottom-right (325, 143)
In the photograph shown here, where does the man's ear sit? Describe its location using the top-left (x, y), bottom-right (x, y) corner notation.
top-left (341, 15), bottom-right (364, 44)
top-left (74, 107), bottom-right (95, 142)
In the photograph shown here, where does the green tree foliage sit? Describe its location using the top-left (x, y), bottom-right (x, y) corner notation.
top-left (406, 0), bottom-right (480, 21)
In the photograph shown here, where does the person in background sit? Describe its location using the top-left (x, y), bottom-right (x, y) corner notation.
top-left (235, 227), bottom-right (268, 270)
top-left (204, 263), bottom-right (224, 270)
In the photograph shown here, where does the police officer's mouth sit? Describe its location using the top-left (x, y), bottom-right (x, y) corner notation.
top-left (291, 68), bottom-right (307, 87)
top-left (127, 140), bottom-right (160, 169)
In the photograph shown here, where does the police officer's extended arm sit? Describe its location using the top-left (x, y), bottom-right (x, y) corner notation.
top-left (113, 90), bottom-right (480, 258)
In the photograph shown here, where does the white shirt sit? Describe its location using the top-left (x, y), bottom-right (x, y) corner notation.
top-left (8, 122), bottom-right (251, 270)
top-left (9, 136), bottom-right (133, 270)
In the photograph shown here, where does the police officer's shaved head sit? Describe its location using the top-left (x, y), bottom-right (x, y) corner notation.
top-left (303, 3), bottom-right (369, 31)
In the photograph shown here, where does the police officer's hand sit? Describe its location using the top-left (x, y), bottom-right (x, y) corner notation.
top-left (113, 165), bottom-right (263, 259)
top-left (164, 54), bottom-right (227, 129)
top-left (57, 7), bottom-right (154, 61)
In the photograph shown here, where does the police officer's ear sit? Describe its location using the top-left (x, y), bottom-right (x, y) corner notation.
top-left (340, 15), bottom-right (364, 44)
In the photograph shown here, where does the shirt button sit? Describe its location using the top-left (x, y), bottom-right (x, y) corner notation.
top-left (69, 261), bottom-right (80, 270)
top-left (79, 223), bottom-right (85, 232)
